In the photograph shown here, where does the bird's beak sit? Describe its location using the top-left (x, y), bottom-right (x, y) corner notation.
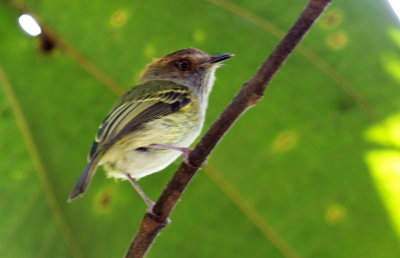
top-left (208, 53), bottom-right (234, 64)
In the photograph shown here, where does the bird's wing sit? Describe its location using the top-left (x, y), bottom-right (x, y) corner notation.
top-left (89, 80), bottom-right (193, 159)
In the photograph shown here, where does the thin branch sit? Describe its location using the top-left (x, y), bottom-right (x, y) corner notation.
top-left (125, 0), bottom-right (332, 257)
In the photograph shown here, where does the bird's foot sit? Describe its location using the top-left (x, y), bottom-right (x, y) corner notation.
top-left (149, 144), bottom-right (194, 167)
top-left (146, 202), bottom-right (155, 215)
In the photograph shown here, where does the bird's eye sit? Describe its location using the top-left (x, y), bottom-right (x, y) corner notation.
top-left (175, 59), bottom-right (191, 71)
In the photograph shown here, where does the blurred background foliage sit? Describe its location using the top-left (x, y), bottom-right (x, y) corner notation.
top-left (1, 0), bottom-right (400, 257)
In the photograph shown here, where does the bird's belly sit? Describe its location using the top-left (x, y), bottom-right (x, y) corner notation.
top-left (100, 112), bottom-right (203, 179)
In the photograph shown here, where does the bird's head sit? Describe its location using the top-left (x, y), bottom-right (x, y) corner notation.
top-left (140, 48), bottom-right (233, 100)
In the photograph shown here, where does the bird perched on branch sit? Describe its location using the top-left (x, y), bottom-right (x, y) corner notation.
top-left (68, 48), bottom-right (233, 210)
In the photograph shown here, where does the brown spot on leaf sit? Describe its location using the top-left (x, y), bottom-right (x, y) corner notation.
top-left (325, 204), bottom-right (347, 224)
top-left (336, 97), bottom-right (355, 113)
top-left (94, 187), bottom-right (115, 214)
top-left (271, 130), bottom-right (298, 152)
top-left (110, 9), bottom-right (129, 28)
top-left (39, 32), bottom-right (56, 54)
top-left (320, 9), bottom-right (343, 29)
top-left (325, 31), bottom-right (348, 50)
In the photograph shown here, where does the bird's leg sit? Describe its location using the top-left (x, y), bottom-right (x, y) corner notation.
top-left (149, 144), bottom-right (193, 166)
top-left (126, 174), bottom-right (155, 214)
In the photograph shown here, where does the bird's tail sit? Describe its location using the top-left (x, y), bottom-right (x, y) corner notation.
top-left (68, 155), bottom-right (102, 202)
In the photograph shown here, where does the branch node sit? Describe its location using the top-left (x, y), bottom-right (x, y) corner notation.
top-left (248, 91), bottom-right (263, 106)
top-left (146, 212), bottom-right (170, 226)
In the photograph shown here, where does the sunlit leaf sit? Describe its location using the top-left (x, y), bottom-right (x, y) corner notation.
top-left (1, 0), bottom-right (400, 257)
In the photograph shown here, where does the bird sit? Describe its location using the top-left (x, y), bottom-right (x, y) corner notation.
top-left (68, 48), bottom-right (233, 209)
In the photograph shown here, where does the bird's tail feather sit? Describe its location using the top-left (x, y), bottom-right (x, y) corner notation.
top-left (68, 155), bottom-right (101, 202)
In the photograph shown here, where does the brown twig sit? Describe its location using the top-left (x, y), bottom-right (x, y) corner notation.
top-left (125, 0), bottom-right (332, 257)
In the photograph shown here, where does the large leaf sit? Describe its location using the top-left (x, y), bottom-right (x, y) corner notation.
top-left (1, 0), bottom-right (400, 257)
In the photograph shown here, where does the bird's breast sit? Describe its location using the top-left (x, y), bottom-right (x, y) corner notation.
top-left (101, 100), bottom-right (205, 179)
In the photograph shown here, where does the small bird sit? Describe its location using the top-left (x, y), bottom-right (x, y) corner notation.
top-left (68, 48), bottom-right (233, 208)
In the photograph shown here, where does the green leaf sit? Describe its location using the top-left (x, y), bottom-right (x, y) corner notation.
top-left (1, 0), bottom-right (400, 257)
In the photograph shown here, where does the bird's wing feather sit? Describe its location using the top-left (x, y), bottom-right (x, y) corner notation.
top-left (89, 80), bottom-right (193, 159)
top-left (69, 81), bottom-right (193, 202)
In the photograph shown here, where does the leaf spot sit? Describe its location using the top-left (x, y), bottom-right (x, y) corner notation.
top-left (271, 130), bottom-right (298, 152)
top-left (325, 203), bottom-right (347, 224)
top-left (325, 31), bottom-right (348, 50)
top-left (110, 9), bottom-right (129, 28)
top-left (94, 187), bottom-right (116, 214)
